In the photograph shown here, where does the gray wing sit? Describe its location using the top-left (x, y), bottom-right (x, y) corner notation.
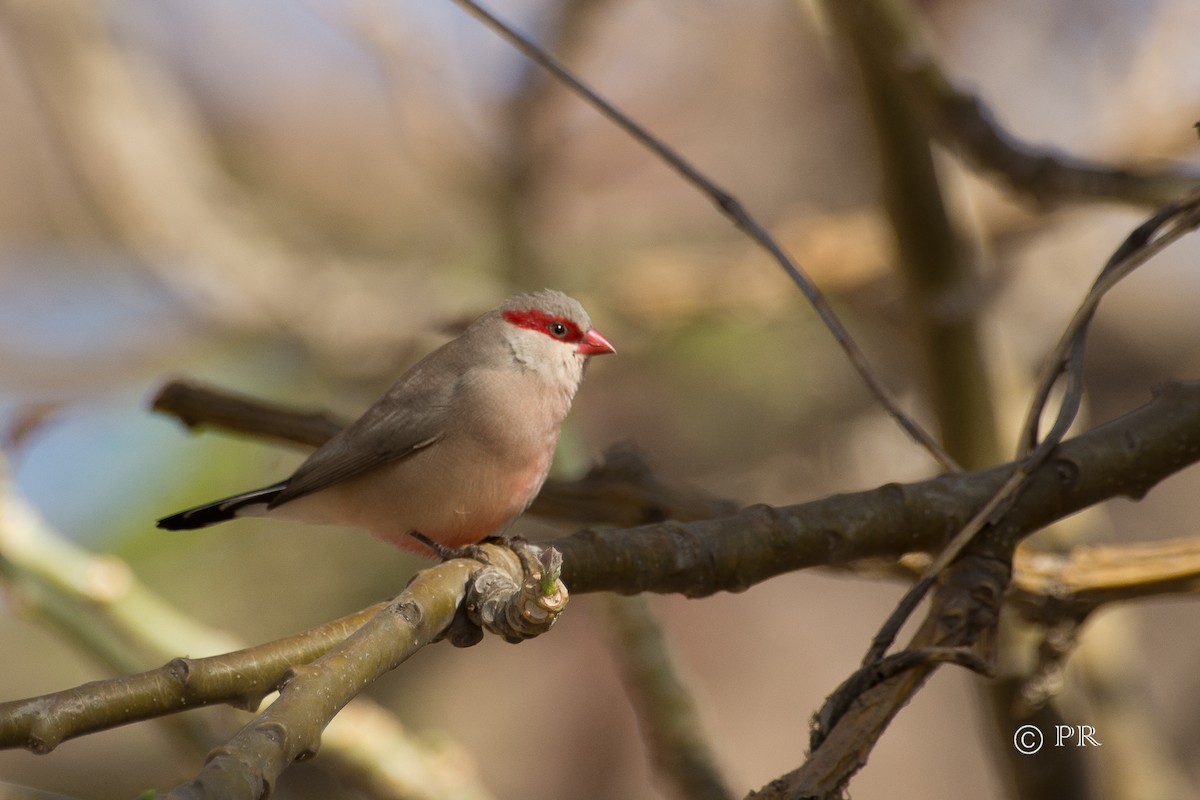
top-left (268, 357), bottom-right (457, 508)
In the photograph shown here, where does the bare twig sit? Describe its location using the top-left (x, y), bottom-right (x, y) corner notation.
top-left (811, 645), bottom-right (992, 750)
top-left (446, 0), bottom-right (958, 472)
top-left (860, 190), bottom-right (1200, 668)
top-left (1020, 192), bottom-right (1200, 453)
top-left (752, 550), bottom-right (1011, 800)
top-left (801, 194), bottom-right (1200, 795)
top-left (829, 0), bottom-right (1200, 209)
top-left (151, 379), bottom-right (344, 449)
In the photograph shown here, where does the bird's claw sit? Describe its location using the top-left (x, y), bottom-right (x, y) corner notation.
top-left (408, 531), bottom-right (492, 564)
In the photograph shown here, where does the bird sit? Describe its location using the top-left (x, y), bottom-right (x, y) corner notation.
top-left (157, 289), bottom-right (615, 557)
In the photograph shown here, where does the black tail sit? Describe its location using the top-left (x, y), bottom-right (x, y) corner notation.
top-left (157, 483), bottom-right (287, 530)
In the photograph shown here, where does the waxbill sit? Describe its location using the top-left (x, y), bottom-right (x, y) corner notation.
top-left (157, 290), bottom-right (615, 556)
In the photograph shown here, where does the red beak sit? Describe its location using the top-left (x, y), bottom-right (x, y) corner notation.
top-left (577, 328), bottom-right (616, 356)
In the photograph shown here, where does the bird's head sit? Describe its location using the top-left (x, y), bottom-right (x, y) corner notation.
top-left (496, 290), bottom-right (615, 384)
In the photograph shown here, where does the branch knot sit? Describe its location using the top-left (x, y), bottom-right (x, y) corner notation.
top-left (464, 542), bottom-right (569, 643)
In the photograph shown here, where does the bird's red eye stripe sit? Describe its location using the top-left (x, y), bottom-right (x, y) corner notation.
top-left (502, 309), bottom-right (584, 342)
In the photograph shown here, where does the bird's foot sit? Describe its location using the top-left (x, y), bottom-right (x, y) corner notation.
top-left (477, 535), bottom-right (544, 576)
top-left (409, 531), bottom-right (492, 564)
top-left (492, 535), bottom-right (538, 576)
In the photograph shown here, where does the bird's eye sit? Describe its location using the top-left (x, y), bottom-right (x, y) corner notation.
top-left (547, 321), bottom-right (569, 338)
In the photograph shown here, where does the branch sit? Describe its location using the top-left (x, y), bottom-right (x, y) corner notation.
top-left (777, 367), bottom-right (1200, 797)
top-left (0, 540), bottom-right (566, 759)
top-left (607, 596), bottom-right (732, 800)
top-left (438, 2), bottom-right (1200, 793)
top-left (822, 0), bottom-right (1000, 471)
top-left (853, 187), bottom-right (1200, 675)
top-left (750, 547), bottom-right (1010, 800)
top-left (154, 377), bottom-right (1200, 599)
top-left (819, 6), bottom-right (1200, 791)
top-left (149, 193), bottom-right (1200, 797)
top-left (151, 379), bottom-right (343, 450)
top-left (0, 456), bottom-right (495, 797)
top-left (1011, 536), bottom-right (1200, 622)
top-left (161, 542), bottom-right (563, 799)
top-left (764, 187), bottom-right (1200, 795)
top-left (163, 559), bottom-right (477, 799)
top-left (831, 0), bottom-right (1200, 209)
top-left (1020, 192), bottom-right (1200, 453)
top-left (0, 603), bottom-right (385, 753)
top-left (555, 383), bottom-right (1200, 597)
top-left (12, 381), bottom-right (1200, 793)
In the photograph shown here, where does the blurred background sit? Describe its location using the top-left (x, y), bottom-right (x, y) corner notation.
top-left (1, 0), bottom-right (1199, 798)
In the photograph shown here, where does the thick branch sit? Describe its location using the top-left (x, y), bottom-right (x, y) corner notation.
top-left (0, 604), bottom-right (385, 753)
top-left (165, 559), bottom-right (475, 800)
top-left (164, 540), bottom-right (559, 800)
top-left (5, 384), bottom-right (1199, 793)
top-left (153, 378), bottom-right (1200, 600)
top-left (0, 462), bottom-right (494, 796)
top-left (551, 381), bottom-right (1200, 596)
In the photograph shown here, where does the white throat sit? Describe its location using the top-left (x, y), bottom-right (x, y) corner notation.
top-left (506, 329), bottom-right (587, 405)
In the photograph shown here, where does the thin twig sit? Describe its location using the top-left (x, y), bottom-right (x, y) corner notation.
top-left (811, 645), bottom-right (991, 751)
top-left (823, 0), bottom-right (1000, 471)
top-left (804, 194), bottom-right (1200, 795)
top-left (1020, 193), bottom-right (1200, 451)
top-left (831, 0), bottom-right (1200, 210)
top-left (861, 190), bottom-right (1200, 667)
top-left (447, 0), bottom-right (958, 473)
